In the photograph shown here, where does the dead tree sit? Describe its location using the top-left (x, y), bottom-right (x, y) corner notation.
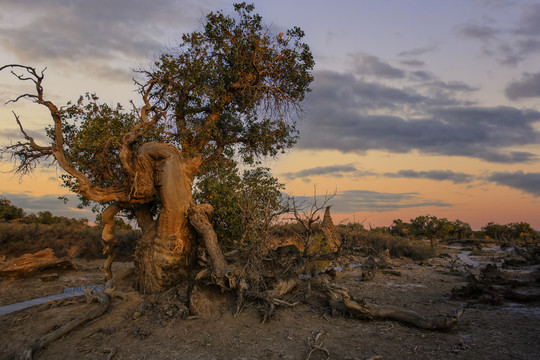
top-left (289, 189), bottom-right (336, 257)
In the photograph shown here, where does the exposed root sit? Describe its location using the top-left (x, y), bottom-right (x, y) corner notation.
top-left (188, 204), bottom-right (227, 271)
top-left (21, 281), bottom-right (114, 359)
top-left (101, 203), bottom-right (121, 281)
top-left (306, 331), bottom-right (330, 360)
top-left (325, 285), bottom-right (463, 330)
top-left (452, 263), bottom-right (540, 304)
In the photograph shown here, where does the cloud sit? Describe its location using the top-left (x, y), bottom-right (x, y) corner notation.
top-left (349, 53), bottom-right (405, 79)
top-left (293, 190), bottom-right (451, 213)
top-left (0, 0), bottom-right (223, 78)
top-left (459, 4), bottom-right (540, 66)
top-left (385, 170), bottom-right (474, 184)
top-left (409, 71), bottom-right (434, 82)
top-left (0, 192), bottom-right (95, 220)
top-left (513, 3), bottom-right (540, 37)
top-left (282, 164), bottom-right (358, 180)
top-left (505, 72), bottom-right (540, 100)
top-left (398, 45), bottom-right (439, 57)
top-left (311, 70), bottom-right (430, 114)
top-left (487, 171), bottom-right (540, 196)
top-left (458, 24), bottom-right (499, 42)
top-left (472, 0), bottom-right (516, 8)
top-left (282, 164), bottom-right (376, 182)
top-left (399, 59), bottom-right (425, 67)
top-left (301, 71), bottom-right (540, 163)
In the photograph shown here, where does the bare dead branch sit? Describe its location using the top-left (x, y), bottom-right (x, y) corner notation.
top-left (287, 188), bottom-right (337, 257)
top-left (2, 64), bottom-right (135, 203)
top-left (21, 281), bottom-right (113, 359)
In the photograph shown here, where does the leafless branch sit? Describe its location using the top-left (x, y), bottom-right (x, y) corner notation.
top-left (1, 64), bottom-right (133, 203)
top-left (287, 187), bottom-right (336, 257)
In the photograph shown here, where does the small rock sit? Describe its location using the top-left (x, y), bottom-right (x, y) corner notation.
top-left (132, 311), bottom-right (142, 320)
top-left (40, 273), bottom-right (59, 282)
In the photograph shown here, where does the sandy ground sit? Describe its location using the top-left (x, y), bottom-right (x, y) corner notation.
top-left (1, 244), bottom-right (539, 360)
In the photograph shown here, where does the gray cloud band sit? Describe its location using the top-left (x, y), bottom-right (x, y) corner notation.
top-left (298, 70), bottom-right (540, 163)
top-left (293, 190), bottom-right (450, 213)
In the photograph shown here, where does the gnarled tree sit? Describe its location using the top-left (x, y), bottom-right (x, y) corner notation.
top-left (1, 3), bottom-right (314, 294)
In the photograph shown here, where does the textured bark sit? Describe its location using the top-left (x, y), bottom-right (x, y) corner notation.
top-left (21, 281), bottom-right (112, 359)
top-left (321, 206), bottom-right (339, 250)
top-left (326, 285), bottom-right (463, 330)
top-left (0, 248), bottom-right (76, 278)
top-left (131, 143), bottom-right (199, 294)
top-left (188, 204), bottom-right (227, 271)
top-left (101, 204), bottom-right (121, 281)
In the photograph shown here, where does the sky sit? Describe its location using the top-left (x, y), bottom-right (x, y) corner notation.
top-left (0, 0), bottom-right (539, 229)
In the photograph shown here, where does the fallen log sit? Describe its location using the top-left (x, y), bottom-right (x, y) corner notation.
top-left (325, 285), bottom-right (463, 330)
top-left (21, 280), bottom-right (113, 359)
top-left (0, 248), bottom-right (76, 278)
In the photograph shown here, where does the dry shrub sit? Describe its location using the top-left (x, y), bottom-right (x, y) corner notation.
top-left (0, 222), bottom-right (140, 260)
top-left (338, 226), bottom-right (435, 261)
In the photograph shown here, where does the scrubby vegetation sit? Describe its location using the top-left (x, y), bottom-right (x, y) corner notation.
top-left (0, 196), bottom-right (140, 260)
top-left (338, 224), bottom-right (436, 261)
top-left (1, 191), bottom-right (537, 266)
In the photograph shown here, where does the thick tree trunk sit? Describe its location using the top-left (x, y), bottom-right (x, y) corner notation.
top-left (132, 143), bottom-right (198, 294)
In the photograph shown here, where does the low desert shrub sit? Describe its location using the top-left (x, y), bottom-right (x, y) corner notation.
top-left (0, 222), bottom-right (140, 260)
top-left (339, 227), bottom-right (435, 261)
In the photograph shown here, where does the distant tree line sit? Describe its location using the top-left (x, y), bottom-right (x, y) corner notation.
top-left (0, 196), bottom-right (138, 259)
top-left (389, 214), bottom-right (538, 246)
top-left (481, 221), bottom-right (538, 243)
top-left (0, 196), bottom-right (132, 229)
top-left (1, 194), bottom-right (537, 261)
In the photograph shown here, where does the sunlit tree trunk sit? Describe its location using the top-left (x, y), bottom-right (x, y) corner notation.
top-left (131, 143), bottom-right (200, 293)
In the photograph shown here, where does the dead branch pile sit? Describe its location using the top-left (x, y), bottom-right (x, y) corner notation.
top-left (452, 263), bottom-right (540, 305)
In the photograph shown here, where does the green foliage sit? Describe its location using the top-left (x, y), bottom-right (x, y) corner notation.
top-left (449, 219), bottom-right (473, 240)
top-left (22, 211), bottom-right (89, 226)
top-left (410, 215), bottom-right (452, 239)
top-left (49, 94), bottom-right (139, 191)
top-left (194, 162), bottom-right (285, 246)
top-left (151, 2), bottom-right (314, 164)
top-left (389, 219), bottom-right (410, 237)
top-left (45, 3), bottom-right (313, 216)
top-left (337, 226), bottom-right (435, 261)
top-left (0, 220), bottom-right (139, 260)
top-left (392, 216), bottom-right (473, 243)
top-left (482, 221), bottom-right (538, 243)
top-left (0, 196), bottom-right (25, 222)
top-left (48, 94), bottom-right (165, 212)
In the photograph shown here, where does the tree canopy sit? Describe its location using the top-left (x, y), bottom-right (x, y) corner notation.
top-left (1, 3), bottom-right (314, 293)
top-left (2, 2), bottom-right (314, 207)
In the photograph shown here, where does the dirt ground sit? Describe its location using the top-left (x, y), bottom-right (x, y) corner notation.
top-left (1, 244), bottom-right (539, 360)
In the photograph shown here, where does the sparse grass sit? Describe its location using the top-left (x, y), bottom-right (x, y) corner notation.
top-left (0, 222), bottom-right (140, 260)
top-left (339, 226), bottom-right (436, 261)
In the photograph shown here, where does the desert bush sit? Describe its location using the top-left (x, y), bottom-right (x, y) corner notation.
top-left (0, 222), bottom-right (140, 260)
top-left (482, 222), bottom-right (538, 243)
top-left (0, 196), bottom-right (25, 222)
top-left (194, 163), bottom-right (286, 248)
top-left (339, 226), bottom-right (435, 261)
top-left (115, 229), bottom-right (142, 260)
